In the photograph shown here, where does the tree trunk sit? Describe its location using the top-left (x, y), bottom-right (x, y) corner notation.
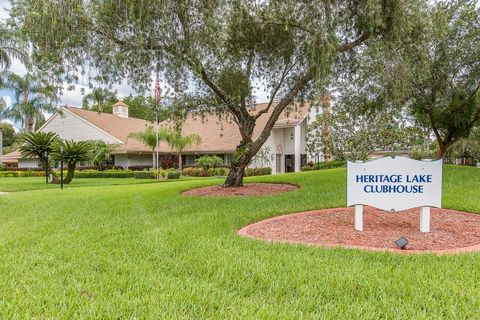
top-left (225, 163), bottom-right (248, 187)
top-left (152, 150), bottom-right (156, 170)
top-left (26, 116), bottom-right (35, 133)
top-left (321, 102), bottom-right (332, 161)
top-left (435, 144), bottom-right (448, 160)
top-left (63, 164), bottom-right (75, 184)
top-left (0, 126), bottom-right (3, 166)
top-left (178, 153), bottom-right (183, 171)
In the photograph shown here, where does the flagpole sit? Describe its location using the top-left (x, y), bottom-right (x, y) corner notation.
top-left (154, 79), bottom-right (162, 179)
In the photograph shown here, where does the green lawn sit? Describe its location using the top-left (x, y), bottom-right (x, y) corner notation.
top-left (0, 175), bottom-right (211, 192)
top-left (0, 166), bottom-right (479, 318)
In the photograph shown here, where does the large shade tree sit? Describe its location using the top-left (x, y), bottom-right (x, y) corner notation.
top-left (11, 0), bottom-right (420, 186)
top-left (331, 0), bottom-right (480, 160)
top-left (408, 0), bottom-right (480, 159)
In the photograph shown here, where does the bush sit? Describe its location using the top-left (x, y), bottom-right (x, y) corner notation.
top-left (300, 160), bottom-right (347, 171)
top-left (134, 171), bottom-right (154, 179)
top-left (409, 150), bottom-right (437, 161)
top-left (0, 170), bottom-right (46, 177)
top-left (0, 163), bottom-right (5, 171)
top-left (182, 167), bottom-right (229, 177)
top-left (300, 165), bottom-right (314, 171)
top-left (74, 169), bottom-right (134, 178)
top-left (195, 155), bottom-right (224, 170)
top-left (166, 170), bottom-right (180, 179)
top-left (245, 167), bottom-right (272, 176)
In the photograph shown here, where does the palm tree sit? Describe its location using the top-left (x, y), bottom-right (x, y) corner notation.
top-left (90, 140), bottom-right (115, 170)
top-left (19, 131), bottom-right (59, 171)
top-left (1, 72), bottom-right (57, 132)
top-left (0, 97), bottom-right (8, 165)
top-left (166, 131), bottom-right (202, 170)
top-left (127, 126), bottom-right (171, 169)
top-left (51, 140), bottom-right (92, 184)
top-left (82, 88), bottom-right (117, 114)
top-left (0, 22), bottom-right (27, 71)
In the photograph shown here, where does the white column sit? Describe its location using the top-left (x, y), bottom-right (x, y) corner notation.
top-left (420, 159), bottom-right (432, 233)
top-left (272, 154), bottom-right (277, 174)
top-left (420, 206), bottom-right (430, 232)
top-left (294, 125), bottom-right (301, 172)
top-left (355, 204), bottom-right (363, 231)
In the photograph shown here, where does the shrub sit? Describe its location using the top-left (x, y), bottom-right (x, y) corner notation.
top-left (409, 150), bottom-right (437, 161)
top-left (212, 167), bottom-right (229, 176)
top-left (245, 167), bottom-right (272, 176)
top-left (0, 163), bottom-right (5, 171)
top-left (300, 160), bottom-right (347, 171)
top-left (166, 170), bottom-right (180, 179)
top-left (195, 155), bottom-right (224, 170)
top-left (74, 169), bottom-right (134, 178)
top-left (134, 171), bottom-right (154, 179)
top-left (182, 166), bottom-right (229, 177)
top-left (300, 165), bottom-right (314, 171)
top-left (0, 170), bottom-right (46, 177)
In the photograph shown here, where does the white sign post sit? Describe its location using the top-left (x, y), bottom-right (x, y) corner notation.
top-left (347, 157), bottom-right (442, 233)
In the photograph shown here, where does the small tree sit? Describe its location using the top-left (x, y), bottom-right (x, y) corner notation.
top-left (82, 88), bottom-right (117, 114)
top-left (195, 155), bottom-right (224, 170)
top-left (90, 140), bottom-right (115, 170)
top-left (51, 140), bottom-right (92, 184)
top-left (19, 131), bottom-right (58, 172)
top-left (127, 126), bottom-right (171, 169)
top-left (165, 131), bottom-right (202, 170)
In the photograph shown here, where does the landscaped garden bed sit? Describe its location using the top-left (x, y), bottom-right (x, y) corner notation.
top-left (239, 206), bottom-right (480, 254)
top-left (182, 182), bottom-right (297, 197)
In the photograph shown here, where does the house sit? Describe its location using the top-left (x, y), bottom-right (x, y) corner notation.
top-left (2, 100), bottom-right (316, 174)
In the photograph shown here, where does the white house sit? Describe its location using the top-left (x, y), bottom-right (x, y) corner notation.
top-left (4, 100), bottom-right (319, 173)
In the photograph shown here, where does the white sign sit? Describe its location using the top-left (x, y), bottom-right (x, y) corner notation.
top-left (347, 157), bottom-right (442, 212)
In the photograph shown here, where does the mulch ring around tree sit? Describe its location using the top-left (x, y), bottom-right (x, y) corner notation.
top-left (238, 207), bottom-right (480, 255)
top-left (181, 183), bottom-right (298, 197)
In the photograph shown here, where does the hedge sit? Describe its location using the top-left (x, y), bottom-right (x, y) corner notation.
top-left (182, 167), bottom-right (271, 177)
top-left (301, 160), bottom-right (347, 171)
top-left (245, 167), bottom-right (272, 176)
top-left (134, 169), bottom-right (181, 179)
top-left (133, 171), bottom-right (154, 179)
top-left (74, 170), bottom-right (134, 178)
top-left (182, 167), bottom-right (229, 177)
top-left (0, 171), bottom-right (46, 177)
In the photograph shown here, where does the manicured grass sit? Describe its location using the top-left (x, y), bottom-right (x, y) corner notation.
top-left (0, 176), bottom-right (212, 192)
top-left (0, 166), bottom-right (479, 318)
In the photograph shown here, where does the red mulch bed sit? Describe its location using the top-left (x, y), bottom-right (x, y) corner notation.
top-left (182, 183), bottom-right (298, 197)
top-left (238, 207), bottom-right (480, 254)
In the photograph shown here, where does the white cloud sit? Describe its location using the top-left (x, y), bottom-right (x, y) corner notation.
top-left (2, 95), bottom-right (12, 108)
top-left (0, 0), bottom-right (11, 22)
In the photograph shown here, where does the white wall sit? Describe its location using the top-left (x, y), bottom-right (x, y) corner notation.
top-left (114, 153), bottom-right (153, 168)
top-left (283, 127), bottom-right (295, 154)
top-left (18, 158), bottom-right (39, 168)
top-left (41, 110), bottom-right (119, 143)
top-left (114, 154), bottom-right (130, 168)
